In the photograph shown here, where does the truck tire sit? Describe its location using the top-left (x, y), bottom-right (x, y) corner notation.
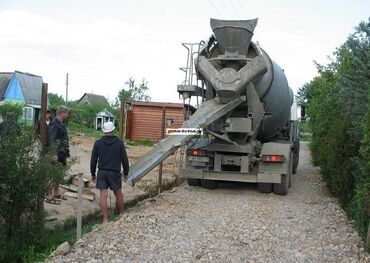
top-left (274, 174), bottom-right (288, 195)
top-left (258, 183), bottom-right (272, 193)
top-left (288, 152), bottom-right (293, 188)
top-left (186, 178), bottom-right (201, 186)
top-left (201, 179), bottom-right (217, 189)
top-left (293, 140), bottom-right (300, 174)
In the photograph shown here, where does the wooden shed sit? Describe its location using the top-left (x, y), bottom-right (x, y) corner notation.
top-left (95, 108), bottom-right (115, 130)
top-left (125, 101), bottom-right (195, 142)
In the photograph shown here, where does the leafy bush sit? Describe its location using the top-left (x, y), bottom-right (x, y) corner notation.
top-left (296, 18), bottom-right (370, 243)
top-left (0, 102), bottom-right (23, 119)
top-left (66, 101), bottom-right (118, 129)
top-left (0, 125), bottom-right (68, 262)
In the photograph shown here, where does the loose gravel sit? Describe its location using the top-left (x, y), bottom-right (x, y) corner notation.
top-left (49, 143), bottom-right (369, 263)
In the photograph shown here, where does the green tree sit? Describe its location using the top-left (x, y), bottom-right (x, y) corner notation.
top-left (48, 93), bottom-right (65, 108)
top-left (116, 77), bottom-right (151, 105)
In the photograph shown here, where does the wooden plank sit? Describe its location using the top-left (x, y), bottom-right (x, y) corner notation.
top-left (64, 191), bottom-right (95, 201)
top-left (61, 184), bottom-right (78, 192)
top-left (72, 177), bottom-right (90, 188)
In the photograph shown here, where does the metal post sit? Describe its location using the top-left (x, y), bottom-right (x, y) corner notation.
top-left (65, 73), bottom-right (69, 103)
top-left (40, 83), bottom-right (48, 154)
top-left (366, 221), bottom-right (370, 252)
top-left (158, 107), bottom-right (166, 194)
top-left (76, 173), bottom-right (83, 240)
top-left (119, 99), bottom-right (124, 140)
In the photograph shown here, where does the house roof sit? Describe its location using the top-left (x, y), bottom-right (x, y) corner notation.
top-left (129, 101), bottom-right (185, 108)
top-left (0, 71), bottom-right (48, 106)
top-left (96, 108), bottom-right (115, 118)
top-left (78, 93), bottom-right (108, 105)
top-left (129, 101), bottom-right (197, 112)
top-left (0, 72), bottom-right (13, 99)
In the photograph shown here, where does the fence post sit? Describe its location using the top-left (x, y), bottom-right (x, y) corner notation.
top-left (158, 107), bottom-right (166, 194)
top-left (40, 83), bottom-right (48, 154)
top-left (366, 221), bottom-right (370, 252)
top-left (76, 173), bottom-right (83, 240)
top-left (119, 99), bottom-right (125, 140)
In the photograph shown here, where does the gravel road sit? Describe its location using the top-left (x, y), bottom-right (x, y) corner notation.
top-left (49, 143), bottom-right (369, 263)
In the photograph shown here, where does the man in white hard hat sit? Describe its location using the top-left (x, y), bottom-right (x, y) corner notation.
top-left (90, 121), bottom-right (129, 223)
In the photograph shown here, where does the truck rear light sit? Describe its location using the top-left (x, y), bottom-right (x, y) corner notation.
top-left (188, 149), bottom-right (206, 156)
top-left (262, 155), bottom-right (286, 163)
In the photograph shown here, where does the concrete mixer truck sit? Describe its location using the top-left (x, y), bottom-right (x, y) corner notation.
top-left (127, 18), bottom-right (299, 195)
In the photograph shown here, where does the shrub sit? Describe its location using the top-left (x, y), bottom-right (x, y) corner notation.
top-left (0, 125), bottom-right (68, 262)
top-left (0, 102), bottom-right (23, 119)
top-left (296, 18), bottom-right (370, 243)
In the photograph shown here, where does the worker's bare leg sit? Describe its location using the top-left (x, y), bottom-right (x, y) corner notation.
top-left (114, 189), bottom-right (124, 215)
top-left (52, 182), bottom-right (59, 196)
top-left (100, 190), bottom-right (109, 223)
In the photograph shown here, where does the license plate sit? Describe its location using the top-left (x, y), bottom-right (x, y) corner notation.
top-left (188, 156), bottom-right (209, 162)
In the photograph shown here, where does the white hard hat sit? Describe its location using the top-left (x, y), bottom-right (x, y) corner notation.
top-left (102, 121), bottom-right (115, 133)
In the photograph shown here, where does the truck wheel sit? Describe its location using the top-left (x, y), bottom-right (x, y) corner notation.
top-left (274, 174), bottom-right (288, 195)
top-left (293, 158), bottom-right (298, 174)
top-left (293, 140), bottom-right (300, 174)
top-left (289, 152), bottom-right (294, 188)
top-left (258, 183), bottom-right (272, 193)
top-left (186, 178), bottom-right (200, 186)
top-left (201, 179), bottom-right (217, 189)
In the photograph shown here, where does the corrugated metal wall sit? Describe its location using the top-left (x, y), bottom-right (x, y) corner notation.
top-left (126, 104), bottom-right (184, 142)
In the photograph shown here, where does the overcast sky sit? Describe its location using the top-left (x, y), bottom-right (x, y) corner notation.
top-left (0, 0), bottom-right (368, 103)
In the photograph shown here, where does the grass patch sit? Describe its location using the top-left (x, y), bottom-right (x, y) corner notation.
top-left (67, 122), bottom-right (104, 138)
top-left (126, 139), bottom-right (154, 147)
top-left (28, 211), bottom-right (122, 262)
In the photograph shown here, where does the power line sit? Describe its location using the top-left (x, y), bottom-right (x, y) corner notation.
top-left (229, 0), bottom-right (242, 18)
top-left (236, 0), bottom-right (248, 18)
top-left (208, 0), bottom-right (224, 18)
top-left (218, 0), bottom-right (234, 19)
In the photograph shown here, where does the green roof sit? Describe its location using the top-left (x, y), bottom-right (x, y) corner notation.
top-left (96, 108), bottom-right (115, 118)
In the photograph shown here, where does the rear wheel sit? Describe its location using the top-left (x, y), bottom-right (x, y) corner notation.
top-left (274, 174), bottom-right (289, 195)
top-left (293, 140), bottom-right (300, 174)
top-left (201, 179), bottom-right (217, 189)
top-left (186, 178), bottom-right (201, 186)
top-left (288, 152), bottom-right (293, 188)
top-left (258, 183), bottom-right (273, 193)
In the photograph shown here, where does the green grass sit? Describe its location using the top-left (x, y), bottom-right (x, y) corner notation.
top-left (29, 211), bottom-right (121, 262)
top-left (126, 139), bottom-right (154, 147)
top-left (67, 123), bottom-right (155, 147)
top-left (67, 122), bottom-right (105, 138)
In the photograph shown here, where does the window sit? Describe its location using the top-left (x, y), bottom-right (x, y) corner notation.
top-left (23, 107), bottom-right (33, 120)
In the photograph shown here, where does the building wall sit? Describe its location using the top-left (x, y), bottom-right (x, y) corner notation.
top-left (127, 105), bottom-right (184, 142)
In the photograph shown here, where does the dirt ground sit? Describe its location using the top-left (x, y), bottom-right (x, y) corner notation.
top-left (45, 134), bottom-right (181, 228)
top-left (49, 142), bottom-right (369, 262)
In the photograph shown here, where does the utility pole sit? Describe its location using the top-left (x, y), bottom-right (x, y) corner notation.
top-left (66, 73), bottom-right (69, 103)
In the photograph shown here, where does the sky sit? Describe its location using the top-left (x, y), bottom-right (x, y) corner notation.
top-left (0, 0), bottom-right (368, 104)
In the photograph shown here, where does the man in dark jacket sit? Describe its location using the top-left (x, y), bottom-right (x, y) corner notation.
top-left (90, 121), bottom-right (129, 223)
top-left (47, 106), bottom-right (70, 201)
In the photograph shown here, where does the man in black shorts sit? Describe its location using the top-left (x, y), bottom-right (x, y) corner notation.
top-left (90, 121), bottom-right (129, 223)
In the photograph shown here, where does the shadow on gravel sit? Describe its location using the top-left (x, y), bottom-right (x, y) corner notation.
top-left (211, 181), bottom-right (260, 193)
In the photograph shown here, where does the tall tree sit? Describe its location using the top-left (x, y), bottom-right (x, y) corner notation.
top-left (116, 77), bottom-right (151, 105)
